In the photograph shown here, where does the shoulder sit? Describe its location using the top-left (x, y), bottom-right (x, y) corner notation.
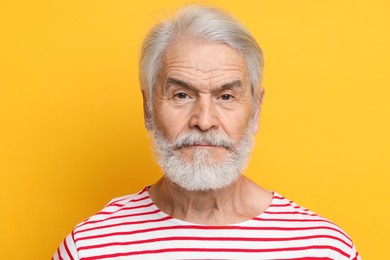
top-left (73, 186), bottom-right (153, 234)
top-left (53, 187), bottom-right (153, 259)
top-left (266, 192), bottom-right (329, 218)
top-left (255, 192), bottom-right (360, 259)
top-left (263, 192), bottom-right (349, 234)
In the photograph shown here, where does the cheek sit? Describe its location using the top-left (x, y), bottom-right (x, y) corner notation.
top-left (153, 105), bottom-right (189, 140)
top-left (224, 120), bottom-right (249, 140)
top-left (219, 106), bottom-right (253, 138)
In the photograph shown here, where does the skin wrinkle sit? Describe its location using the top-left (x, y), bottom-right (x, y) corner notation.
top-left (164, 78), bottom-right (246, 104)
top-left (163, 64), bottom-right (245, 75)
top-left (160, 65), bottom-right (250, 112)
top-left (161, 58), bottom-right (246, 95)
top-left (162, 70), bottom-right (245, 83)
top-left (165, 76), bottom-right (244, 89)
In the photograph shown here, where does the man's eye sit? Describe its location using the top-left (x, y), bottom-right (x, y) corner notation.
top-left (221, 94), bottom-right (233, 101)
top-left (175, 93), bottom-right (189, 99)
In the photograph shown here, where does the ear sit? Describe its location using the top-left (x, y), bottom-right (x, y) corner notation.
top-left (142, 90), bottom-right (152, 131)
top-left (251, 87), bottom-right (265, 134)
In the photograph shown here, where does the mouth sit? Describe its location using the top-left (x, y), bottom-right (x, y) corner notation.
top-left (176, 144), bottom-right (216, 149)
top-left (177, 143), bottom-right (230, 151)
top-left (192, 142), bottom-right (215, 147)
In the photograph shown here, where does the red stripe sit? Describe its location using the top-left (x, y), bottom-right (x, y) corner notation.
top-left (104, 195), bottom-right (149, 208)
top-left (56, 247), bottom-right (63, 260)
top-left (63, 238), bottom-right (74, 260)
top-left (80, 245), bottom-right (350, 260)
top-left (264, 211), bottom-right (317, 216)
top-left (273, 195), bottom-right (285, 199)
top-left (74, 216), bottom-right (173, 236)
top-left (106, 202), bottom-right (128, 207)
top-left (95, 202), bottom-right (154, 216)
top-left (269, 204), bottom-right (312, 213)
top-left (74, 224), bottom-right (349, 243)
top-left (77, 234), bottom-right (351, 251)
top-left (105, 191), bottom-right (148, 206)
top-left (71, 230), bottom-right (77, 249)
top-left (253, 217), bottom-right (330, 223)
top-left (284, 256), bottom-right (333, 260)
top-left (138, 186), bottom-right (150, 195)
top-left (80, 208), bottom-right (160, 227)
top-left (268, 203), bottom-right (309, 210)
top-left (106, 197), bottom-right (131, 207)
top-left (268, 203), bottom-right (291, 207)
top-left (130, 195), bottom-right (150, 202)
top-left (352, 251), bottom-right (360, 260)
top-left (253, 218), bottom-right (350, 243)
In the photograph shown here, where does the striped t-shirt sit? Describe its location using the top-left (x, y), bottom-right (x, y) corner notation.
top-left (53, 187), bottom-right (360, 259)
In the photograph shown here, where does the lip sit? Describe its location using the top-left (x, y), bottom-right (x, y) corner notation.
top-left (192, 143), bottom-right (215, 147)
top-left (175, 143), bottom-right (218, 150)
top-left (188, 144), bottom-right (222, 150)
top-left (177, 144), bottom-right (229, 150)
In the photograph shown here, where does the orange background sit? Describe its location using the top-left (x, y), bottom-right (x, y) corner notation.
top-left (1, 1), bottom-right (389, 259)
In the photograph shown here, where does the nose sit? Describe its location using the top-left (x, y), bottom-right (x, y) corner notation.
top-left (189, 96), bottom-right (220, 131)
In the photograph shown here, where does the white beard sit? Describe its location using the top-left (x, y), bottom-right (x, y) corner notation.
top-left (150, 120), bottom-right (255, 192)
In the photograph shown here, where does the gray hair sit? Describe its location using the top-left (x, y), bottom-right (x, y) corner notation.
top-left (139, 5), bottom-right (264, 104)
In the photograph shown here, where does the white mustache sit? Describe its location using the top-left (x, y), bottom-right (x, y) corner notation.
top-left (171, 131), bottom-right (234, 150)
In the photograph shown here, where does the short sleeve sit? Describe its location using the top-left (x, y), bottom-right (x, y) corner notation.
top-left (52, 232), bottom-right (79, 260)
top-left (349, 243), bottom-right (361, 260)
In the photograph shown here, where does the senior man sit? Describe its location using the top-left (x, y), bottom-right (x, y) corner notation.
top-left (54, 5), bottom-right (360, 260)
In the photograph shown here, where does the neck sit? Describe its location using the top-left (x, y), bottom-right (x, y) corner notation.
top-left (148, 176), bottom-right (272, 225)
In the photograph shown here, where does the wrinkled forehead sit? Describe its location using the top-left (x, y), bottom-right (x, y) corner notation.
top-left (159, 39), bottom-right (249, 87)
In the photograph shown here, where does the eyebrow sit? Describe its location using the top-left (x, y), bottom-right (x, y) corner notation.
top-left (165, 77), bottom-right (243, 92)
top-left (221, 80), bottom-right (243, 90)
top-left (165, 77), bottom-right (194, 90)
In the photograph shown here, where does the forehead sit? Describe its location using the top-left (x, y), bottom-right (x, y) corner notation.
top-left (160, 39), bottom-right (248, 86)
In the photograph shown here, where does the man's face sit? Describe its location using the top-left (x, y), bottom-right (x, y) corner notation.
top-left (147, 39), bottom-right (261, 191)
